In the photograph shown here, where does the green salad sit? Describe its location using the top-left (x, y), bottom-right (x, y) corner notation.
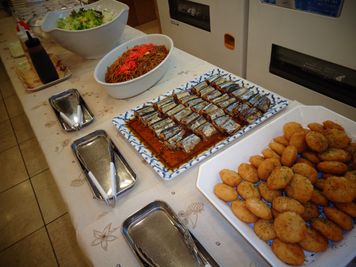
top-left (57, 8), bottom-right (113, 30)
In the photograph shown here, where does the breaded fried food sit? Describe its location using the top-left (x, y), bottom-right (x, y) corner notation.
top-left (272, 239), bottom-right (305, 266)
top-left (214, 183), bottom-right (238, 202)
top-left (292, 162), bottom-right (318, 184)
top-left (219, 169), bottom-right (242, 187)
top-left (249, 155), bottom-right (264, 168)
top-left (286, 174), bottom-right (313, 203)
top-left (296, 157), bottom-right (315, 167)
top-left (281, 145), bottom-right (298, 167)
top-left (231, 200), bottom-right (258, 223)
top-left (258, 182), bottom-right (281, 202)
top-left (322, 173), bottom-right (334, 179)
top-left (273, 136), bottom-right (289, 146)
top-left (310, 189), bottom-right (328, 206)
top-left (318, 148), bottom-right (350, 162)
top-left (267, 166), bottom-right (294, 190)
top-left (345, 170), bottom-right (356, 181)
top-left (307, 122), bottom-right (325, 133)
top-left (335, 202), bottom-right (356, 217)
top-left (274, 211), bottom-right (307, 243)
top-left (246, 198), bottom-right (272, 220)
top-left (302, 151), bottom-right (320, 164)
top-left (345, 171), bottom-right (356, 195)
top-left (324, 128), bottom-right (350, 149)
top-left (238, 163), bottom-right (259, 183)
top-left (262, 148), bottom-right (280, 159)
top-left (315, 179), bottom-right (326, 190)
top-left (317, 161), bottom-right (348, 175)
top-left (305, 131), bottom-right (328, 153)
top-left (299, 227), bottom-right (328, 253)
top-left (312, 218), bottom-right (343, 241)
top-left (258, 158), bottom-right (281, 180)
top-left (323, 120), bottom-right (344, 131)
top-left (301, 202), bottom-right (319, 221)
top-left (272, 208), bottom-right (280, 218)
top-left (237, 181), bottom-right (260, 200)
top-left (324, 207), bottom-right (353, 231)
top-left (323, 176), bottom-right (354, 203)
top-left (283, 122), bottom-right (304, 140)
top-left (269, 142), bottom-right (286, 155)
top-left (254, 219), bottom-right (276, 241)
top-left (289, 131), bottom-right (307, 153)
top-left (272, 196), bottom-right (304, 215)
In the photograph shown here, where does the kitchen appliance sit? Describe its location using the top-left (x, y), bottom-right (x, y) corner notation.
top-left (246, 0), bottom-right (356, 120)
top-left (156, 0), bottom-right (248, 77)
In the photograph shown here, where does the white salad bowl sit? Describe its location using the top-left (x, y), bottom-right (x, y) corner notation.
top-left (94, 34), bottom-right (174, 99)
top-left (41, 0), bottom-right (128, 59)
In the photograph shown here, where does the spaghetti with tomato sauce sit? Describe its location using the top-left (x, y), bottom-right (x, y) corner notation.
top-left (105, 43), bottom-right (169, 83)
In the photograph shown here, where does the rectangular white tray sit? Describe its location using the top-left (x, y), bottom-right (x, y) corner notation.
top-left (197, 105), bottom-right (356, 267)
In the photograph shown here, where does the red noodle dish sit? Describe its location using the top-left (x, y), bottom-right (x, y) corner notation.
top-left (105, 43), bottom-right (169, 83)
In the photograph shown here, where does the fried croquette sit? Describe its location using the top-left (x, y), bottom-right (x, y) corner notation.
top-left (305, 131), bottom-right (328, 153)
top-left (272, 196), bottom-right (305, 215)
top-left (267, 166), bottom-right (294, 190)
top-left (281, 145), bottom-right (298, 167)
top-left (272, 239), bottom-right (305, 266)
top-left (231, 200), bottom-right (258, 223)
top-left (237, 181), bottom-right (260, 200)
top-left (324, 207), bottom-right (353, 231)
top-left (299, 227), bottom-right (328, 253)
top-left (311, 218), bottom-right (343, 241)
top-left (245, 198), bottom-right (272, 220)
top-left (219, 169), bottom-right (242, 187)
top-left (238, 163), bottom-right (259, 183)
top-left (214, 183), bottom-right (238, 202)
top-left (274, 211), bottom-right (307, 243)
top-left (286, 174), bottom-right (313, 203)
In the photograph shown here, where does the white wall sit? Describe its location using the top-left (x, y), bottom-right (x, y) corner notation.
top-left (246, 0), bottom-right (356, 120)
top-left (157, 0), bottom-right (248, 77)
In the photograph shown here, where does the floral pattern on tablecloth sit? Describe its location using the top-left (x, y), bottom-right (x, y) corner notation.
top-left (91, 223), bottom-right (119, 251)
top-left (178, 202), bottom-right (204, 229)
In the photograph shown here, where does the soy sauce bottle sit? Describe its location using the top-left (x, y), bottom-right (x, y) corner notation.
top-left (25, 31), bottom-right (59, 84)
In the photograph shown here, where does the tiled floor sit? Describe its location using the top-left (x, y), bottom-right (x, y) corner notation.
top-left (0, 62), bottom-right (88, 266)
top-left (0, 16), bottom-right (160, 266)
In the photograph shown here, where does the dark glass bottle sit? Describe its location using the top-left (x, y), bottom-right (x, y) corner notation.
top-left (25, 31), bottom-right (59, 84)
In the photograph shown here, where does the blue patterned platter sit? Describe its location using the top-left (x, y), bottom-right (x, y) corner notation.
top-left (112, 68), bottom-right (288, 180)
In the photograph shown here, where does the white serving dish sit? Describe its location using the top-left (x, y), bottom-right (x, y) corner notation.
top-left (41, 0), bottom-right (128, 59)
top-left (94, 34), bottom-right (174, 99)
top-left (197, 105), bottom-right (356, 267)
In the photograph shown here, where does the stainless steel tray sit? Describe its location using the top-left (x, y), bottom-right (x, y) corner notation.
top-left (72, 130), bottom-right (136, 205)
top-left (49, 88), bottom-right (94, 131)
top-left (122, 200), bottom-right (219, 267)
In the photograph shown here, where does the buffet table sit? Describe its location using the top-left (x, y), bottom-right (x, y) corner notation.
top-left (0, 16), bottom-right (301, 266)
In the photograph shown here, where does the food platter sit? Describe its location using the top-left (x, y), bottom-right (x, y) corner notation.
top-left (113, 68), bottom-right (288, 180)
top-left (196, 105), bottom-right (356, 267)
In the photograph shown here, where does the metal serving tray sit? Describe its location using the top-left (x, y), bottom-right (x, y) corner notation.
top-left (49, 88), bottom-right (94, 131)
top-left (72, 130), bottom-right (136, 204)
top-left (122, 200), bottom-right (219, 267)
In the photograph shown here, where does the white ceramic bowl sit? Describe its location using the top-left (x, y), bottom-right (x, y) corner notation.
top-left (94, 34), bottom-right (174, 99)
top-left (41, 0), bottom-right (128, 59)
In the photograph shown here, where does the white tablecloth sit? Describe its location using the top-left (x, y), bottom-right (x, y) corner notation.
top-left (0, 16), bottom-right (300, 266)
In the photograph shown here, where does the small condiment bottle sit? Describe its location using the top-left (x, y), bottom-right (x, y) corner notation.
top-left (25, 31), bottom-right (59, 84)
